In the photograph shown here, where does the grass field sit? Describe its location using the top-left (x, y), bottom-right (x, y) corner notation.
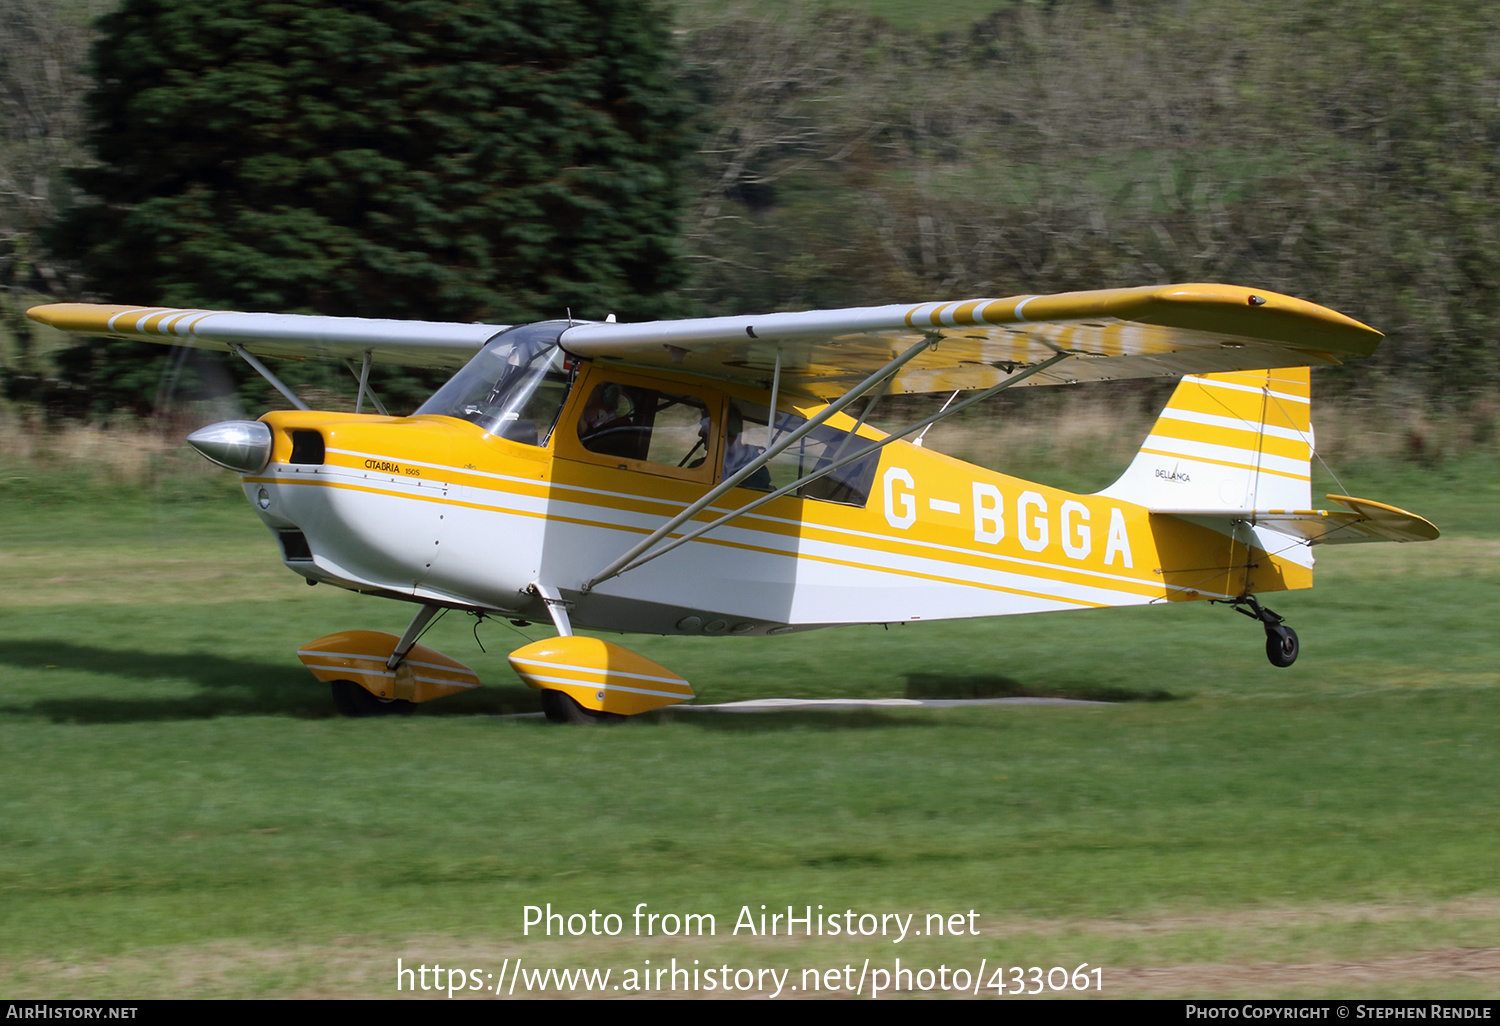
top-left (0, 441), bottom-right (1497, 999)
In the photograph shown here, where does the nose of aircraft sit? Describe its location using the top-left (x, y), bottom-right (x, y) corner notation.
top-left (187, 420), bottom-right (273, 473)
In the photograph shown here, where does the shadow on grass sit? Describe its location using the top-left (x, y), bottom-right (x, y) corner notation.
top-left (903, 672), bottom-right (1178, 703)
top-left (0, 640), bottom-right (544, 722)
top-left (0, 642), bottom-right (1168, 726)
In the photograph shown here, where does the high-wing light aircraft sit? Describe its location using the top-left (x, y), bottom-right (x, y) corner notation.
top-left (29, 285), bottom-right (1438, 722)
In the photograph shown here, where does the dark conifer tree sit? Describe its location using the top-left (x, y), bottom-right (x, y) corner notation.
top-left (53, 0), bottom-right (693, 413)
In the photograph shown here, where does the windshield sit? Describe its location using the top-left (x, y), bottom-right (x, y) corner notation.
top-left (415, 322), bottom-right (575, 445)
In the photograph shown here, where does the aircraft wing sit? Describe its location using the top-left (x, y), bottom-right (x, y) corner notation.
top-left (29, 283), bottom-right (1380, 393)
top-left (25, 303), bottom-right (506, 370)
top-left (558, 283), bottom-right (1381, 398)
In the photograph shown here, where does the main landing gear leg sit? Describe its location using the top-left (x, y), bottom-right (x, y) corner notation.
top-left (1219, 595), bottom-right (1299, 668)
top-left (387, 603), bottom-right (443, 671)
top-left (525, 583), bottom-right (620, 724)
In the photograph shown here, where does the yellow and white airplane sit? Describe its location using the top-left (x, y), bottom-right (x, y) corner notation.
top-left (29, 284), bottom-right (1438, 722)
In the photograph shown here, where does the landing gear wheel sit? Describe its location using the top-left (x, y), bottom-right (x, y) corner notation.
top-left (330, 679), bottom-right (415, 717)
top-left (1265, 626), bottom-right (1299, 668)
top-left (1218, 595), bottom-right (1300, 668)
top-left (541, 689), bottom-right (623, 725)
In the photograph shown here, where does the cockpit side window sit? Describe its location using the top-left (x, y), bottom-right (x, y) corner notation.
top-left (726, 400), bottom-right (879, 507)
top-left (559, 370), bottom-right (721, 482)
top-left (577, 383), bottom-right (712, 469)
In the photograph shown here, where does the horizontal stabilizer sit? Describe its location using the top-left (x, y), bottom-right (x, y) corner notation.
top-left (1155, 495), bottom-right (1439, 546)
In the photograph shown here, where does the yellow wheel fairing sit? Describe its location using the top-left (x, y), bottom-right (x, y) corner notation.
top-left (507, 637), bottom-right (694, 716)
top-left (297, 630), bottom-right (480, 703)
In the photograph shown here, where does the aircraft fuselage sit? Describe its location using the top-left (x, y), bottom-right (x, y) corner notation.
top-left (245, 358), bottom-right (1310, 638)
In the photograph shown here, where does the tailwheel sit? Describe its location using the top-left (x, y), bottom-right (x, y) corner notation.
top-left (540, 689), bottom-right (624, 725)
top-left (1216, 595), bottom-right (1299, 669)
top-left (330, 679), bottom-right (415, 717)
top-left (1265, 626), bottom-right (1299, 668)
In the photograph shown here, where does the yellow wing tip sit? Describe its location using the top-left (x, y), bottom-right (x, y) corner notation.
top-left (27, 303), bottom-right (168, 334)
top-left (1147, 283), bottom-right (1383, 344)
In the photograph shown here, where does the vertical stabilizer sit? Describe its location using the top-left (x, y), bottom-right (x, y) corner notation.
top-left (1097, 368), bottom-right (1312, 511)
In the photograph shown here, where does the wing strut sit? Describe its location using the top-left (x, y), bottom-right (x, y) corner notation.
top-left (228, 343), bottom-right (309, 411)
top-left (587, 352), bottom-right (1072, 588)
top-left (346, 351), bottom-right (390, 416)
top-left (765, 348), bottom-right (782, 451)
top-left (581, 334), bottom-right (941, 593)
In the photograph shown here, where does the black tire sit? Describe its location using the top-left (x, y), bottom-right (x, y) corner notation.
top-left (1265, 626), bottom-right (1299, 668)
top-left (330, 679), bottom-right (415, 717)
top-left (540, 689), bottom-right (623, 725)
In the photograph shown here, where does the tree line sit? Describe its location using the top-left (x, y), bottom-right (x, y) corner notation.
top-left (4, 0), bottom-right (1499, 418)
